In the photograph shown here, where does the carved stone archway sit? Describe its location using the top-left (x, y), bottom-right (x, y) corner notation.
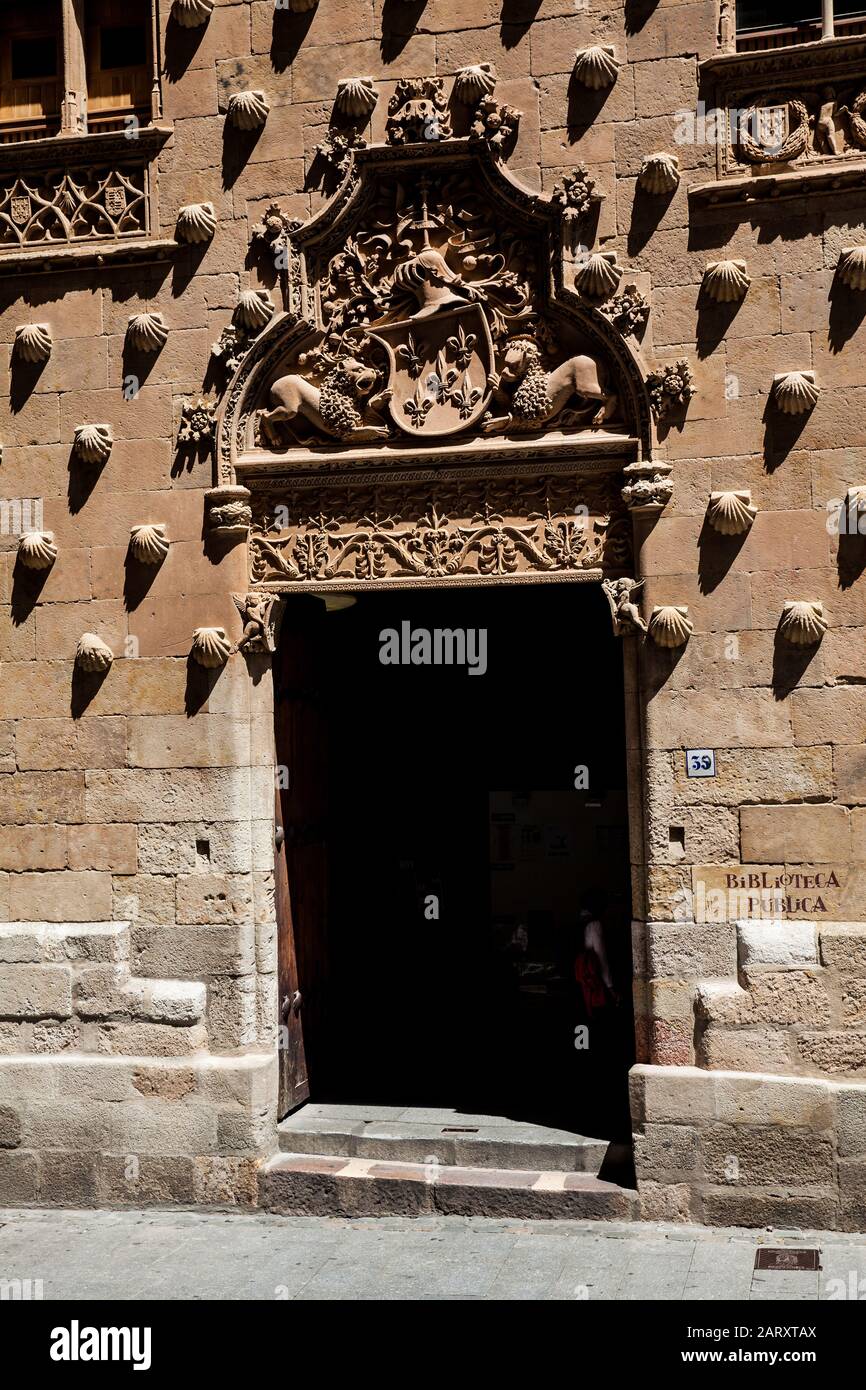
top-left (211, 136), bottom-right (661, 601)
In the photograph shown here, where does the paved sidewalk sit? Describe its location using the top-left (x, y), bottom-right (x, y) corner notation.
top-left (1, 1208), bottom-right (865, 1299)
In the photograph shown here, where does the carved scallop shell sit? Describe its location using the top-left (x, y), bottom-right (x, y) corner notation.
top-left (706, 490), bottom-right (757, 536)
top-left (772, 370), bottom-right (818, 415)
top-left (778, 600), bottom-right (827, 646)
top-left (838, 245), bottom-right (866, 291)
top-left (335, 77), bottom-right (378, 119)
top-left (234, 289), bottom-right (275, 331)
top-left (573, 45), bottom-right (619, 90)
top-left (454, 63), bottom-right (497, 103)
top-left (176, 202), bottom-right (216, 244)
top-left (14, 322), bottom-right (52, 363)
top-left (17, 531), bottom-right (57, 570)
top-left (226, 90), bottom-right (270, 130)
top-left (172, 0), bottom-right (213, 26)
top-left (126, 312), bottom-right (168, 353)
top-left (638, 152), bottom-right (680, 195)
top-left (129, 524), bottom-right (169, 566)
top-left (73, 423), bottom-right (113, 465)
top-left (703, 259), bottom-right (751, 303)
top-left (191, 627), bottom-right (232, 668)
top-left (76, 633), bottom-right (114, 673)
top-left (574, 250), bottom-right (622, 299)
top-left (648, 605), bottom-right (693, 649)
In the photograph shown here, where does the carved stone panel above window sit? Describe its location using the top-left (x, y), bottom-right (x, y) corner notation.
top-left (693, 34), bottom-right (866, 212)
top-left (0, 126), bottom-right (173, 270)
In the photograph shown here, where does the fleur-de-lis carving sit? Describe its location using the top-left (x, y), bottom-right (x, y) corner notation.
top-left (445, 324), bottom-right (477, 369)
top-left (396, 334), bottom-right (428, 378)
top-left (404, 380), bottom-right (434, 427)
top-left (450, 373), bottom-right (482, 419)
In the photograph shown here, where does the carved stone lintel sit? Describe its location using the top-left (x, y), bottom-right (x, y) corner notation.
top-left (205, 485), bottom-right (252, 539)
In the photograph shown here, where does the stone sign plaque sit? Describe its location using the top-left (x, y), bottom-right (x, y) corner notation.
top-left (692, 865), bottom-right (852, 921)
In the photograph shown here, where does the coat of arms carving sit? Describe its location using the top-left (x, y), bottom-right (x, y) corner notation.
top-left (253, 167), bottom-right (622, 455)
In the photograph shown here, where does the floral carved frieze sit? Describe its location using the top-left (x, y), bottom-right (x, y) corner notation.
top-left (247, 471), bottom-right (632, 590)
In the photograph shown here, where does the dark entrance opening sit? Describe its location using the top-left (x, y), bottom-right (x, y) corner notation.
top-left (274, 582), bottom-right (635, 1143)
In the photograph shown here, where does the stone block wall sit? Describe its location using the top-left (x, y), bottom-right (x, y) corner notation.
top-left (0, 0), bottom-right (865, 1220)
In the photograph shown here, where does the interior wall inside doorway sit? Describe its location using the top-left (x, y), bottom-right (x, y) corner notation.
top-left (282, 581), bottom-right (635, 1141)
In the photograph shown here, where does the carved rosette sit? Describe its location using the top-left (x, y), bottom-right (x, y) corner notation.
top-left (178, 395), bottom-right (217, 446)
top-left (551, 166), bottom-right (603, 222)
top-left (205, 486), bottom-right (252, 539)
top-left (647, 360), bottom-right (695, 420)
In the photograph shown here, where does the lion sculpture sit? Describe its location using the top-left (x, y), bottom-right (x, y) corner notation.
top-left (484, 338), bottom-right (617, 433)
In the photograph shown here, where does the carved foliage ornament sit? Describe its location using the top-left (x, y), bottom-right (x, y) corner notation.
top-left (646, 360), bottom-right (695, 420)
top-left (178, 395), bottom-right (217, 446)
top-left (551, 166), bottom-right (603, 222)
top-left (387, 79), bottom-right (452, 145)
top-left (248, 474), bottom-right (632, 589)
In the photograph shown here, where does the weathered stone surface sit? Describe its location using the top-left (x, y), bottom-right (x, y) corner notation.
top-left (647, 923), bottom-right (737, 979)
top-left (0, 965), bottom-right (72, 1019)
top-left (737, 920), bottom-right (818, 969)
top-left (740, 804), bottom-right (851, 864)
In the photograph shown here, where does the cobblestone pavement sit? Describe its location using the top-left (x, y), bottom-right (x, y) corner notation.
top-left (1, 1208), bottom-right (865, 1300)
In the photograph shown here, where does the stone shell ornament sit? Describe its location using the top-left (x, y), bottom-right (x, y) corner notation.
top-left (126, 312), bottom-right (168, 353)
top-left (172, 0), bottom-right (214, 26)
top-left (73, 423), bottom-right (113, 464)
top-left (648, 605), bottom-right (693, 649)
top-left (14, 323), bottom-right (52, 362)
top-left (75, 633), bottom-right (114, 672)
top-left (334, 77), bottom-right (378, 119)
top-left (191, 627), bottom-right (232, 668)
top-left (226, 90), bottom-right (270, 130)
top-left (454, 63), bottom-right (497, 103)
top-left (176, 203), bottom-right (216, 244)
top-left (702, 259), bottom-right (751, 303)
top-left (778, 600), bottom-right (827, 646)
top-left (772, 370), bottom-right (818, 415)
top-left (17, 531), bottom-right (57, 570)
top-left (706, 490), bottom-right (757, 536)
top-left (574, 251), bottom-right (622, 299)
top-left (573, 45), bottom-right (619, 90)
top-left (234, 289), bottom-right (275, 331)
top-left (638, 153), bottom-right (680, 195)
top-left (129, 524), bottom-right (169, 566)
top-left (837, 246), bottom-right (866, 291)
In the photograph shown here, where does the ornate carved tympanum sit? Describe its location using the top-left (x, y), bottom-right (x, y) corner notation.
top-left (215, 139), bottom-right (656, 594)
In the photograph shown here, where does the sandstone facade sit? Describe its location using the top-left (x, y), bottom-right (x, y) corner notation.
top-left (1, 1), bottom-right (866, 1227)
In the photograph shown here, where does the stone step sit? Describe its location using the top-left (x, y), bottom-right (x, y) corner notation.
top-left (277, 1108), bottom-right (610, 1174)
top-left (259, 1151), bottom-right (638, 1221)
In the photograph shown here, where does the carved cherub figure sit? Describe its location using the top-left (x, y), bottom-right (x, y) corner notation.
top-left (483, 337), bottom-right (618, 433)
top-left (814, 87), bottom-right (841, 156)
top-left (233, 592), bottom-right (271, 653)
top-left (259, 354), bottom-right (393, 445)
top-left (602, 577), bottom-right (647, 636)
